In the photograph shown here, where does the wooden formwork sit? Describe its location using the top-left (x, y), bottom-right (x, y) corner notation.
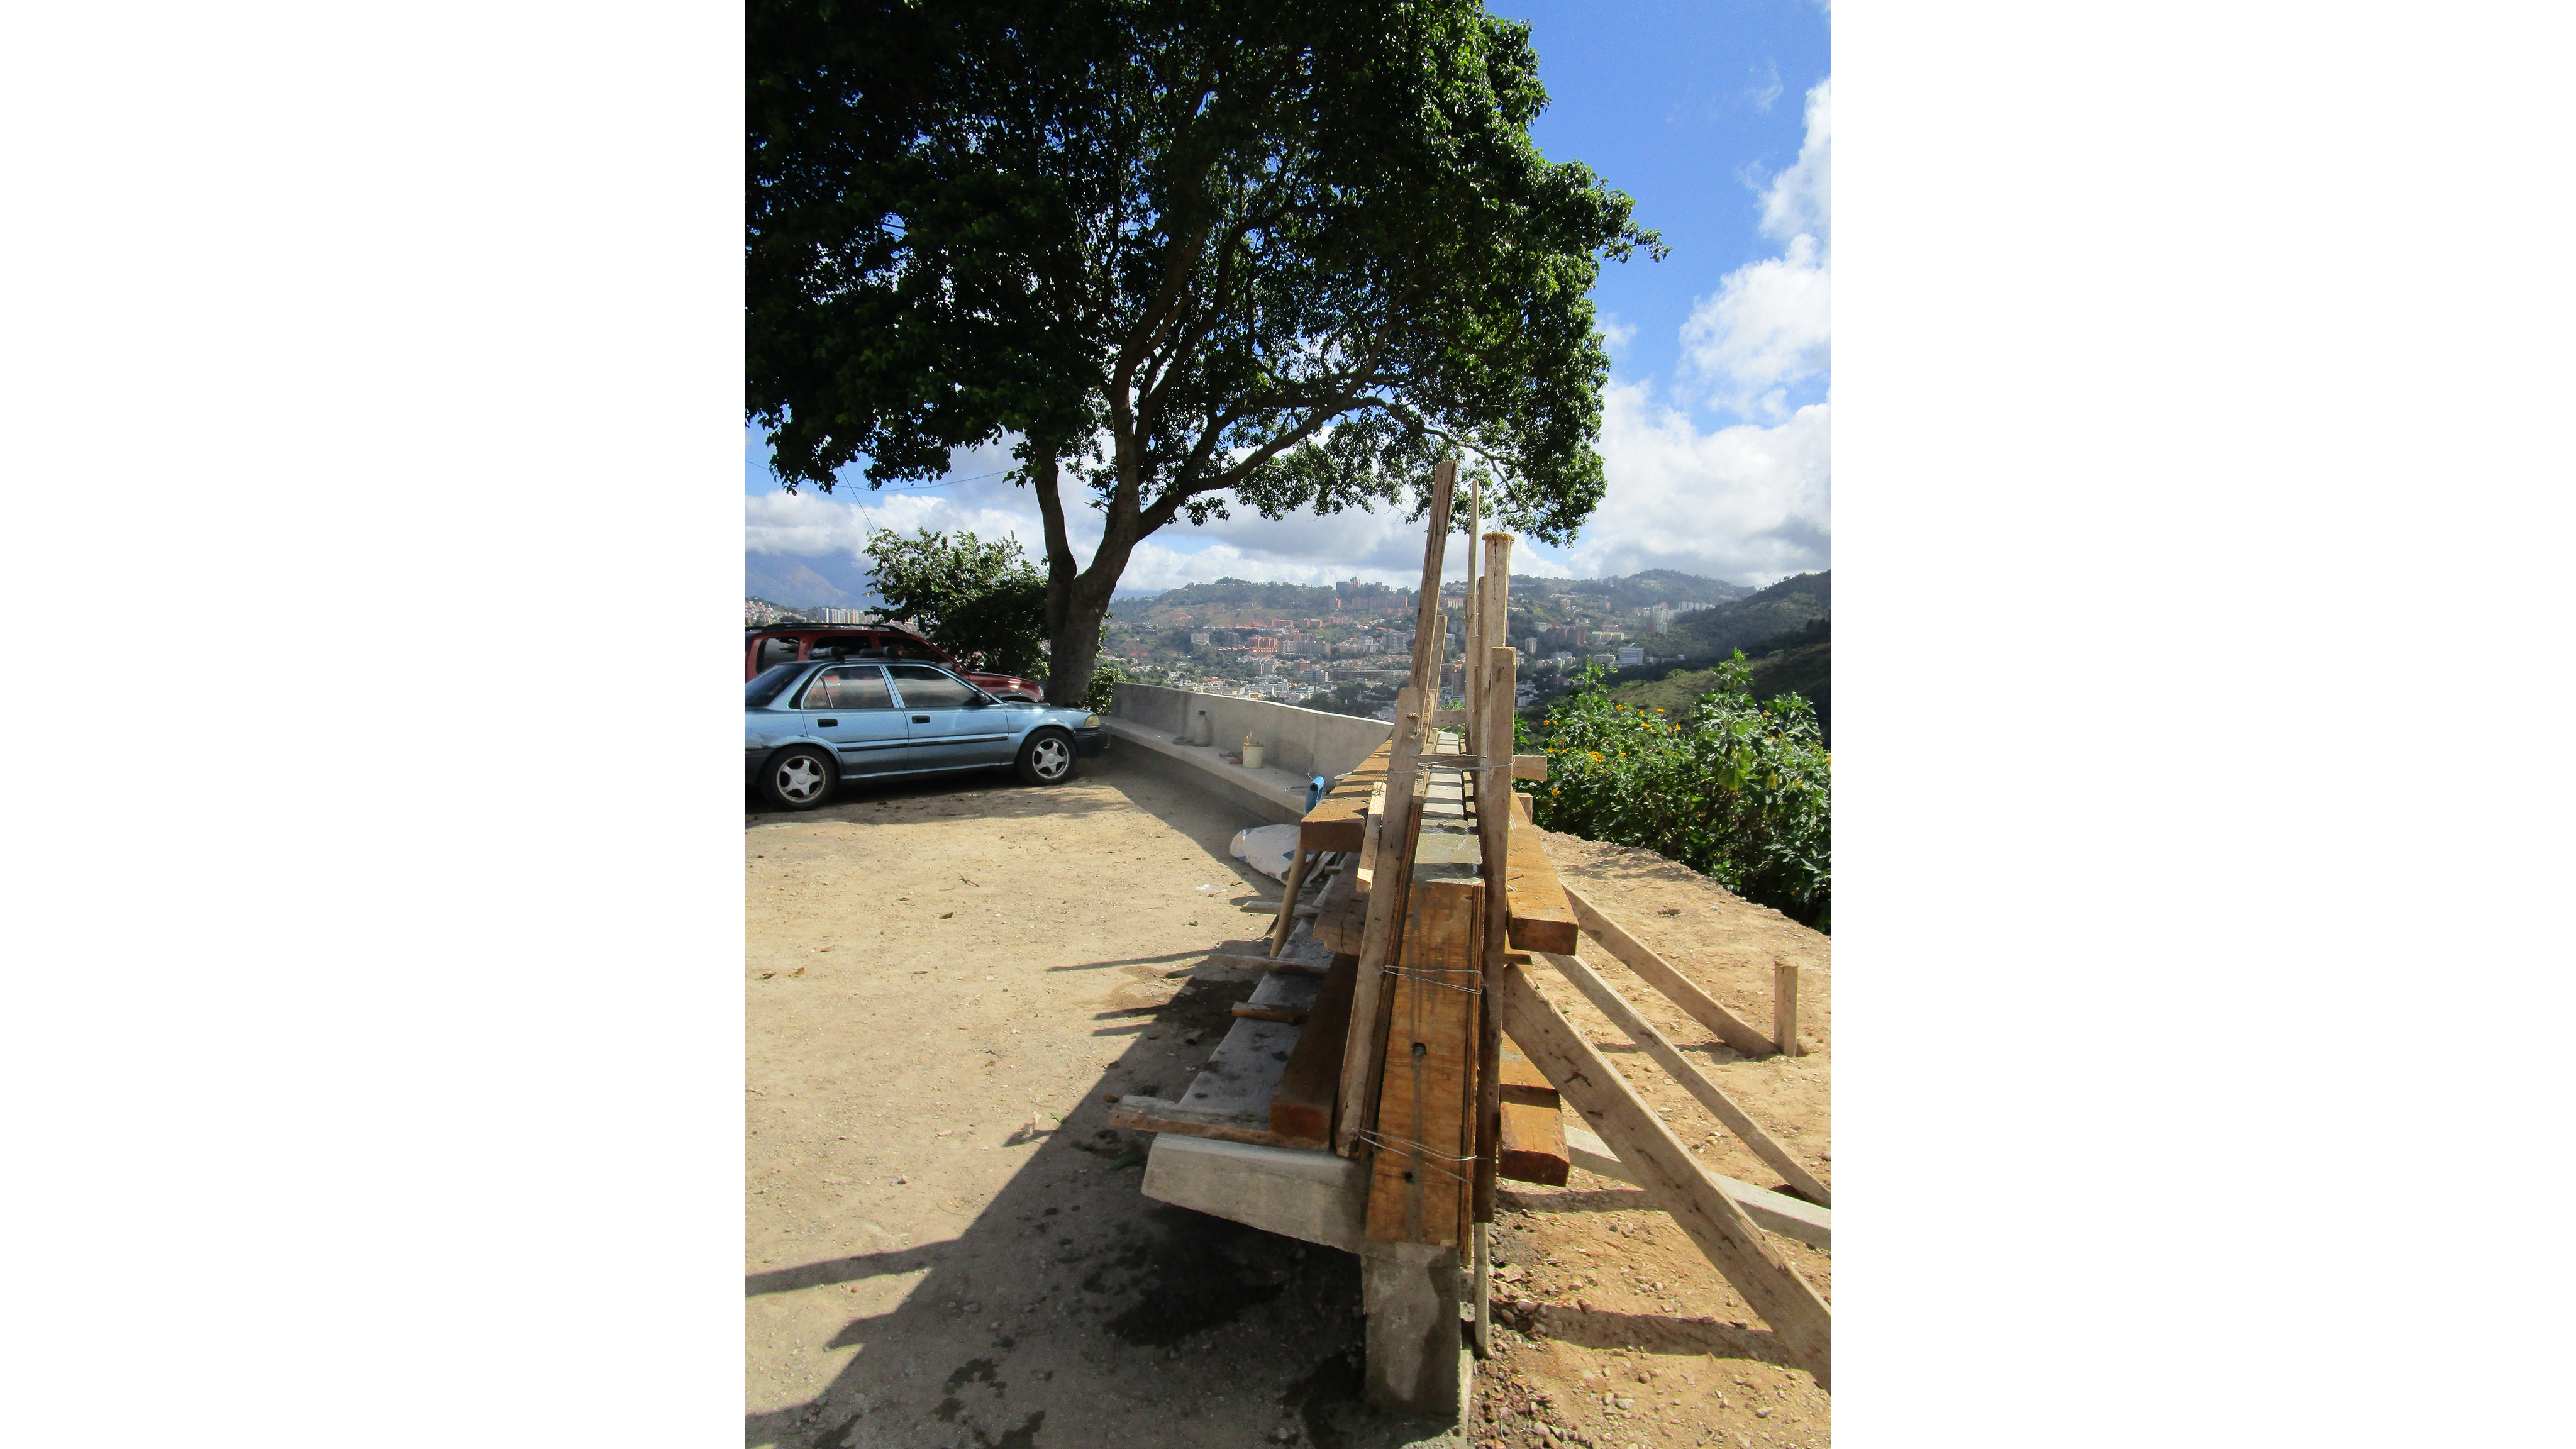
top-left (1111, 460), bottom-right (1835, 1402)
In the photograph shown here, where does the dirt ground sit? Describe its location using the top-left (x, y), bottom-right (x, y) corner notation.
top-left (745, 751), bottom-right (1831, 1449)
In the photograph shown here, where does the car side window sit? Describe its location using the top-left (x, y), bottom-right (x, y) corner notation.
top-left (887, 664), bottom-right (974, 709)
top-left (756, 636), bottom-right (799, 670)
top-left (796, 665), bottom-right (894, 711)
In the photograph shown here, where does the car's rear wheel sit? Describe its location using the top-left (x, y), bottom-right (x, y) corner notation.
top-left (761, 746), bottom-right (838, 810)
top-left (1016, 730), bottom-right (1075, 786)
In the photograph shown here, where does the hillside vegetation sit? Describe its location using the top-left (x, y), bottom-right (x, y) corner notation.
top-left (1513, 568), bottom-right (1754, 610)
top-left (1522, 657), bottom-right (1831, 931)
top-left (1123, 577), bottom-right (1405, 614)
top-left (1663, 571), bottom-right (1830, 656)
top-left (1601, 618), bottom-right (1830, 742)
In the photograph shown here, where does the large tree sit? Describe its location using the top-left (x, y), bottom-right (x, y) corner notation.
top-left (748, 0), bottom-right (1658, 704)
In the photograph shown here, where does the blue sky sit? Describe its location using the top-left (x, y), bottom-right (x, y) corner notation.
top-left (747, 1), bottom-right (1831, 604)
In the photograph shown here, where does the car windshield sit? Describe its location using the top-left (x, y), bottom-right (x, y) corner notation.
top-left (745, 663), bottom-right (806, 707)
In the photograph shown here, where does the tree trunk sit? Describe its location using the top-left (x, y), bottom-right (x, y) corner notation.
top-left (1038, 494), bottom-right (1140, 708)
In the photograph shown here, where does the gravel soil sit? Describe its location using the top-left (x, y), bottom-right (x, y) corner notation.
top-left (745, 757), bottom-right (1829, 1449)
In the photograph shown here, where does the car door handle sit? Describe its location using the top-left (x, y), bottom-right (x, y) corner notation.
top-left (911, 714), bottom-right (930, 723)
top-left (817, 718), bottom-right (838, 726)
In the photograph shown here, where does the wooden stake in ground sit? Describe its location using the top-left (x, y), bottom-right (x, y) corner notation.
top-left (1774, 957), bottom-right (1802, 1057)
top-left (1496, 964), bottom-right (1832, 1389)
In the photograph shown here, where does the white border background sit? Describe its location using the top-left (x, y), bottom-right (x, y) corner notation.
top-left (3, 2), bottom-right (2569, 1442)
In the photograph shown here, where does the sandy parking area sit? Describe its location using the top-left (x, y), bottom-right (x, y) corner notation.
top-left (745, 752), bottom-right (1830, 1449)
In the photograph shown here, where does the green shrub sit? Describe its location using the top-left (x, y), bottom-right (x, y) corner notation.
top-left (1522, 656), bottom-right (1831, 931)
top-left (1079, 652), bottom-right (1129, 715)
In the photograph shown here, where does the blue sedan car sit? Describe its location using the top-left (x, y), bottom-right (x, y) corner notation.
top-left (745, 657), bottom-right (1111, 809)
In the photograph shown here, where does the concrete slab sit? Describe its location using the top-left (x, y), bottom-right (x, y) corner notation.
top-left (1104, 716), bottom-right (1316, 822)
top-left (1140, 1133), bottom-right (1369, 1252)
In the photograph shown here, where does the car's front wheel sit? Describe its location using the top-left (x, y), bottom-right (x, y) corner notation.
top-left (761, 746), bottom-right (838, 810)
top-left (1016, 730), bottom-right (1076, 786)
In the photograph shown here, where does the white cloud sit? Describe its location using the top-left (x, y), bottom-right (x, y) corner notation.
top-left (747, 438), bottom-right (1469, 599)
top-left (1561, 381), bottom-right (1831, 584)
top-left (1743, 58), bottom-right (1784, 113)
top-left (1681, 77), bottom-right (1831, 420)
top-left (1598, 313), bottom-right (1638, 355)
top-left (1757, 78), bottom-right (1831, 248)
top-left (1677, 233), bottom-right (1831, 419)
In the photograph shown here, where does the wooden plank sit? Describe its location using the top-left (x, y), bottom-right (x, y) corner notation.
top-left (1502, 791), bottom-right (1580, 955)
top-left (1177, 1015), bottom-right (1302, 1120)
top-left (1333, 689), bottom-right (1428, 1156)
top-left (1433, 708), bottom-right (1468, 727)
top-left (1511, 753), bottom-right (1548, 780)
top-left (1472, 589), bottom-right (1514, 1228)
top-left (1560, 1125), bottom-right (1832, 1250)
top-left (1197, 952), bottom-right (1331, 977)
top-left (1355, 783), bottom-right (1387, 885)
top-left (1496, 965), bottom-right (1833, 1388)
top-left (1541, 951), bottom-right (1831, 1208)
top-left (1498, 1099), bottom-right (1569, 1186)
top-left (1335, 458), bottom-right (1455, 1157)
top-left (1269, 954), bottom-right (1358, 1148)
top-left (1109, 1095), bottom-right (1285, 1148)
top-left (1299, 737), bottom-right (1392, 854)
top-left (1232, 970), bottom-right (1322, 1025)
top-left (1498, 1043), bottom-right (1557, 1107)
top-left (1562, 883), bottom-right (1777, 1058)
top-left (1310, 862), bottom-right (1368, 956)
top-left (1363, 875), bottom-right (1484, 1247)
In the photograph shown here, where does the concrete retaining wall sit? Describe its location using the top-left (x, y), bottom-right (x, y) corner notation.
top-left (1110, 684), bottom-right (1392, 782)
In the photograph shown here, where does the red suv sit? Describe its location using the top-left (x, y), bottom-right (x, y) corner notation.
top-left (742, 626), bottom-right (1045, 701)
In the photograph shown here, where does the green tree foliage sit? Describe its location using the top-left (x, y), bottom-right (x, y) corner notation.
top-left (747, 0), bottom-right (1660, 704)
top-left (1079, 653), bottom-right (1130, 714)
top-left (860, 528), bottom-right (1050, 677)
top-left (1523, 658), bottom-right (1831, 931)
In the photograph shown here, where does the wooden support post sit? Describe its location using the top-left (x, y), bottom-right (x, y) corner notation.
top-left (1365, 876), bottom-right (1484, 1246)
top-left (1471, 531), bottom-right (1515, 1231)
top-left (1541, 951), bottom-right (1831, 1208)
top-left (1774, 958), bottom-right (1802, 1057)
top-left (1470, 1221), bottom-right (1492, 1359)
top-left (1335, 687), bottom-right (1426, 1156)
top-left (1563, 883), bottom-right (1778, 1058)
top-left (1336, 458), bottom-right (1455, 1157)
top-left (1267, 848), bottom-right (1314, 957)
top-left (1496, 964), bottom-right (1833, 1389)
